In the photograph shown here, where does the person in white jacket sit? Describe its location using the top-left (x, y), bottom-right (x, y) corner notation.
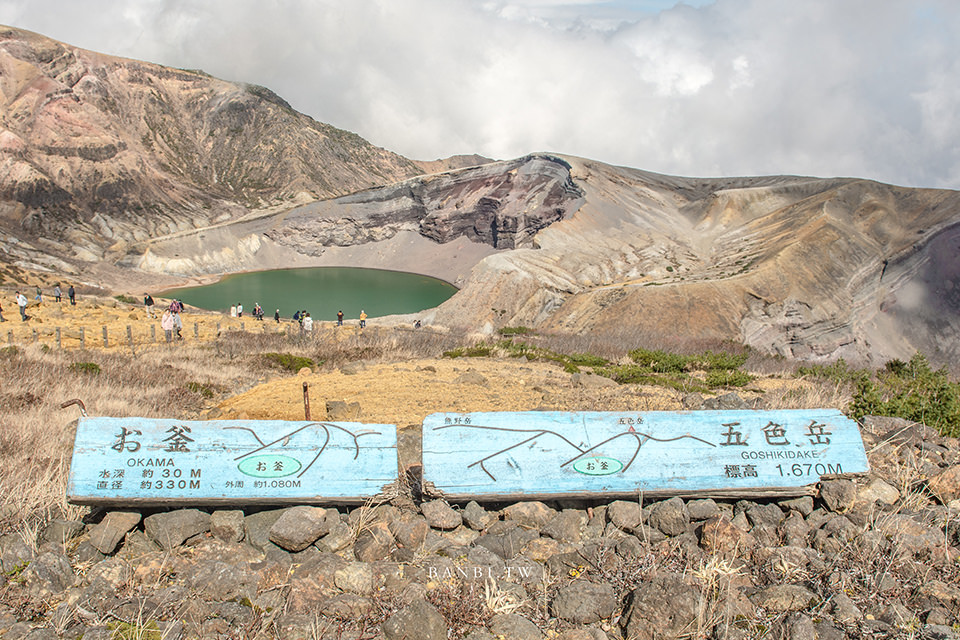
top-left (302, 312), bottom-right (313, 334)
top-left (16, 291), bottom-right (28, 321)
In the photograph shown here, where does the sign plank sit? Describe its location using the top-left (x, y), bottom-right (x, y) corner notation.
top-left (422, 409), bottom-right (869, 500)
top-left (68, 417), bottom-right (398, 506)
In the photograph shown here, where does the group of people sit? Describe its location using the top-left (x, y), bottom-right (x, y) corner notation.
top-left (159, 298), bottom-right (184, 342)
top-left (7, 283), bottom-right (77, 322)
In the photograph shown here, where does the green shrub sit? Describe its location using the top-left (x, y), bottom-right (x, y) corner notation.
top-left (705, 369), bottom-right (754, 388)
top-left (442, 344), bottom-right (493, 358)
top-left (849, 354), bottom-right (960, 437)
top-left (261, 352), bottom-right (315, 372)
top-left (498, 326), bottom-right (534, 336)
top-left (628, 347), bottom-right (690, 373)
top-left (565, 353), bottom-right (609, 367)
top-left (69, 362), bottom-right (101, 375)
top-left (114, 294), bottom-right (139, 305)
top-left (797, 358), bottom-right (869, 385)
top-left (185, 381), bottom-right (216, 399)
top-left (698, 350), bottom-right (749, 371)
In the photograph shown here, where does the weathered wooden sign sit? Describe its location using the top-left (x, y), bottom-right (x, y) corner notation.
top-left (422, 409), bottom-right (869, 500)
top-left (68, 417), bottom-right (398, 506)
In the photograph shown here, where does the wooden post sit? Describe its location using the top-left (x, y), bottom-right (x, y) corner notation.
top-left (80, 327), bottom-right (85, 349)
top-left (151, 325), bottom-right (156, 342)
top-left (194, 322), bottom-right (199, 339)
top-left (56, 327), bottom-right (61, 349)
top-left (126, 325), bottom-right (133, 349)
top-left (303, 382), bottom-right (311, 421)
top-left (6, 330), bottom-right (11, 344)
top-left (31, 329), bottom-right (37, 343)
top-left (216, 322), bottom-right (221, 334)
top-left (102, 326), bottom-right (108, 348)
top-left (240, 322), bottom-right (245, 332)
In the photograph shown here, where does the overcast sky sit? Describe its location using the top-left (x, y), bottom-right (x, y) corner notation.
top-left (1, 0), bottom-right (958, 189)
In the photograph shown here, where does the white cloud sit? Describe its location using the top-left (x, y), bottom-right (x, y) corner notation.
top-left (0, 0), bottom-right (958, 188)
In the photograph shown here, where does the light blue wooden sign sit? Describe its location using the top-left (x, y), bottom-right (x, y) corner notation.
top-left (422, 409), bottom-right (868, 500)
top-left (68, 418), bottom-right (398, 506)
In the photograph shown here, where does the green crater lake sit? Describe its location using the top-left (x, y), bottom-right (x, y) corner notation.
top-left (160, 267), bottom-right (457, 322)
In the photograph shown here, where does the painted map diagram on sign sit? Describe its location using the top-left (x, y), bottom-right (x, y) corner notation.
top-left (68, 417), bottom-right (397, 505)
top-left (422, 409), bottom-right (868, 500)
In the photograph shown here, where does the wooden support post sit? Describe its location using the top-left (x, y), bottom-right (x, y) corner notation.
top-left (7, 330), bottom-right (12, 344)
top-left (303, 382), bottom-right (311, 421)
top-left (216, 322), bottom-right (221, 334)
top-left (32, 329), bottom-right (37, 343)
top-left (151, 325), bottom-right (156, 342)
top-left (194, 322), bottom-right (199, 338)
top-left (102, 326), bottom-right (108, 348)
top-left (240, 322), bottom-right (245, 332)
top-left (80, 327), bottom-right (85, 349)
top-left (56, 327), bottom-right (61, 349)
top-left (126, 325), bottom-right (133, 348)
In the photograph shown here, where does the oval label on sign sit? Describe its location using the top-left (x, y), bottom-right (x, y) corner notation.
top-left (572, 456), bottom-right (623, 476)
top-left (238, 455), bottom-right (302, 478)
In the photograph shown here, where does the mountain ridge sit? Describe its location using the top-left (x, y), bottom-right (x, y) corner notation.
top-left (0, 26), bottom-right (958, 368)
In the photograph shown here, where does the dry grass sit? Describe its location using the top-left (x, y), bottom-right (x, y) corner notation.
top-left (0, 301), bottom-right (858, 541)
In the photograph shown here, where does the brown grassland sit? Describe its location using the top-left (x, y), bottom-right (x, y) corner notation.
top-left (0, 292), bottom-right (851, 538)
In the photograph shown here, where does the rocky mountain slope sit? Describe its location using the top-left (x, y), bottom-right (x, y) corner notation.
top-left (1, 26), bottom-right (958, 368)
top-left (0, 25), bottom-right (422, 268)
top-left (128, 153), bottom-right (960, 367)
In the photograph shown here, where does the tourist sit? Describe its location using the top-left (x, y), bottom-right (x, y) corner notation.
top-left (144, 293), bottom-right (155, 317)
top-left (359, 309), bottom-right (367, 329)
top-left (237, 302), bottom-right (243, 318)
top-left (68, 285), bottom-right (75, 305)
top-left (173, 310), bottom-right (183, 340)
top-left (230, 304), bottom-right (237, 318)
top-left (302, 312), bottom-right (313, 334)
top-left (54, 284), bottom-right (62, 303)
top-left (293, 309), bottom-right (301, 324)
top-left (414, 319), bottom-right (422, 329)
top-left (274, 308), bottom-right (280, 323)
top-left (337, 310), bottom-right (343, 326)
top-left (34, 285), bottom-right (41, 305)
top-left (161, 309), bottom-right (174, 342)
top-left (16, 290), bottom-right (27, 321)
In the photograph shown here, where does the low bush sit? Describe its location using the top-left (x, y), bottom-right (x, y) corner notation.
top-left (498, 326), bottom-right (534, 336)
top-left (797, 358), bottom-right (869, 385)
top-left (442, 344), bottom-right (494, 358)
top-left (849, 353), bottom-right (960, 437)
top-left (261, 352), bottom-right (315, 372)
top-left (69, 361), bottom-right (101, 375)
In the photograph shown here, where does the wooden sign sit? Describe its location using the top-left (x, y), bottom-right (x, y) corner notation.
top-left (68, 417), bottom-right (398, 506)
top-left (422, 409), bottom-right (869, 500)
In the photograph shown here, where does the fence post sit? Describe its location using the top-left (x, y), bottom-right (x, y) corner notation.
top-left (151, 324), bottom-right (156, 342)
top-left (80, 327), bottom-right (85, 349)
top-left (32, 329), bottom-right (37, 343)
top-left (240, 322), bottom-right (245, 332)
top-left (194, 322), bottom-right (199, 339)
top-left (6, 330), bottom-right (11, 344)
top-left (126, 325), bottom-right (133, 349)
top-left (216, 322), bottom-right (221, 334)
top-left (102, 326), bottom-right (108, 348)
top-left (56, 327), bottom-right (61, 349)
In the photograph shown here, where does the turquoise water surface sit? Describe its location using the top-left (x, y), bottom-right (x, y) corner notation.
top-left (160, 267), bottom-right (457, 322)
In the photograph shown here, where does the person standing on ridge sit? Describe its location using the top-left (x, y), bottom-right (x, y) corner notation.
top-left (144, 293), bottom-right (155, 318)
top-left (337, 310), bottom-right (344, 326)
top-left (34, 285), bottom-right (42, 306)
top-left (16, 291), bottom-right (27, 321)
top-left (54, 283), bottom-right (62, 303)
top-left (161, 308), bottom-right (174, 343)
top-left (274, 309), bottom-right (280, 323)
top-left (359, 309), bottom-right (367, 329)
top-left (68, 285), bottom-right (76, 305)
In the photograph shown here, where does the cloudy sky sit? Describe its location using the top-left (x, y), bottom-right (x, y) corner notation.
top-left (1, 0), bottom-right (958, 188)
